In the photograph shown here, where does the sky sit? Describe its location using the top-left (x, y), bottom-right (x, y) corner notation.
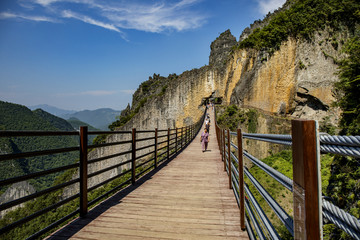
top-left (0, 0), bottom-right (286, 111)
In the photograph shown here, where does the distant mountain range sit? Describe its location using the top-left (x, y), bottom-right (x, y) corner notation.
top-left (0, 101), bottom-right (80, 191)
top-left (29, 104), bottom-right (76, 116)
top-left (29, 104), bottom-right (121, 130)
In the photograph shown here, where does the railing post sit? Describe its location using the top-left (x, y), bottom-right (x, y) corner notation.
top-left (181, 127), bottom-right (183, 149)
top-left (79, 126), bottom-right (88, 217)
top-left (222, 129), bottom-right (226, 171)
top-left (292, 120), bottom-right (322, 240)
top-left (227, 129), bottom-right (232, 189)
top-left (167, 128), bottom-right (170, 160)
top-left (154, 128), bottom-right (158, 168)
top-left (131, 128), bottom-right (136, 185)
top-left (237, 129), bottom-right (245, 230)
top-left (175, 128), bottom-right (178, 154)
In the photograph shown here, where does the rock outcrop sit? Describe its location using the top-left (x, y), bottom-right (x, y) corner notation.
top-left (0, 181), bottom-right (35, 217)
top-left (63, 18), bottom-right (346, 198)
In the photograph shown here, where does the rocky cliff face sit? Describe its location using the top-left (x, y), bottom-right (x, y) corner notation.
top-left (62, 21), bottom-right (346, 198)
top-left (0, 181), bottom-right (35, 218)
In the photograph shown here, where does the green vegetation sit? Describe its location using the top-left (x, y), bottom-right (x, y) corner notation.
top-left (323, 26), bottom-right (360, 240)
top-left (216, 105), bottom-right (247, 131)
top-left (0, 139), bottom-right (168, 239)
top-left (109, 73), bottom-right (177, 131)
top-left (0, 101), bottom-right (79, 191)
top-left (237, 0), bottom-right (360, 53)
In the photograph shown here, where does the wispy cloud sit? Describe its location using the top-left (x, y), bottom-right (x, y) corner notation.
top-left (5, 0), bottom-right (207, 37)
top-left (61, 10), bottom-right (123, 33)
top-left (119, 89), bottom-right (135, 95)
top-left (257, 0), bottom-right (286, 15)
top-left (80, 90), bottom-right (117, 96)
top-left (0, 11), bottom-right (57, 22)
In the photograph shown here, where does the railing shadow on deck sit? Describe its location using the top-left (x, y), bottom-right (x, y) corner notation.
top-left (214, 106), bottom-right (360, 240)
top-left (0, 110), bottom-right (206, 240)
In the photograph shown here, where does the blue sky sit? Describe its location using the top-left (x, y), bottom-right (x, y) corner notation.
top-left (0, 0), bottom-right (286, 111)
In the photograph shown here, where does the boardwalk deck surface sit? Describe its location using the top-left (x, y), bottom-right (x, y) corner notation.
top-left (49, 109), bottom-right (248, 240)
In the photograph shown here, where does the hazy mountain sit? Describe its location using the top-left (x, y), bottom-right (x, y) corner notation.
top-left (62, 108), bottom-right (121, 130)
top-left (0, 100), bottom-right (79, 190)
top-left (29, 104), bottom-right (76, 116)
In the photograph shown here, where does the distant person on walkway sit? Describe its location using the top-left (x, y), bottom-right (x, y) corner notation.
top-left (200, 128), bottom-right (210, 152)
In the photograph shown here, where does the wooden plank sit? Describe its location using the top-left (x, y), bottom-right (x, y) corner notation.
top-left (49, 109), bottom-right (248, 240)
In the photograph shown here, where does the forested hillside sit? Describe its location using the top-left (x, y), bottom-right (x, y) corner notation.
top-left (0, 101), bottom-right (79, 191)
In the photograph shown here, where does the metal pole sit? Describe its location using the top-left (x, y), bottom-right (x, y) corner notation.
top-left (175, 128), bottom-right (178, 154)
top-left (223, 129), bottom-right (226, 171)
top-left (237, 128), bottom-right (245, 230)
top-left (79, 126), bottom-right (88, 217)
top-left (292, 120), bottom-right (322, 240)
top-left (131, 128), bottom-right (136, 185)
top-left (154, 128), bottom-right (158, 168)
top-left (167, 128), bottom-right (170, 160)
top-left (227, 129), bottom-right (232, 189)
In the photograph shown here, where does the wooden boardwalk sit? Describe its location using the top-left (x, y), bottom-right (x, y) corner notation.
top-left (49, 109), bottom-right (248, 240)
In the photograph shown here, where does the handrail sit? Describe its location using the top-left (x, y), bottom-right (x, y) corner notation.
top-left (214, 107), bottom-right (360, 240)
top-left (0, 109), bottom-right (206, 239)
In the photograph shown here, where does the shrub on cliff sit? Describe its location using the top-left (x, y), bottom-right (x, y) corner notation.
top-left (238, 0), bottom-right (360, 52)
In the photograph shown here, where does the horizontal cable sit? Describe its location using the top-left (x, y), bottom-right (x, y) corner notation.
top-left (136, 130), bottom-right (155, 133)
top-left (0, 178), bottom-right (79, 212)
top-left (0, 193), bottom-right (79, 234)
top-left (89, 140), bottom-right (132, 149)
top-left (0, 146), bottom-right (79, 162)
top-left (136, 136), bottom-right (155, 142)
top-left (320, 144), bottom-right (360, 158)
top-left (88, 150), bottom-right (132, 165)
top-left (323, 198), bottom-right (360, 239)
top-left (245, 168), bottom-right (294, 236)
top-left (88, 159), bottom-right (132, 179)
top-left (244, 194), bottom-right (267, 240)
top-left (136, 144), bottom-right (155, 152)
top-left (136, 151), bottom-right (154, 161)
top-left (244, 151), bottom-right (293, 191)
top-left (245, 183), bottom-right (280, 239)
top-left (88, 130), bottom-right (131, 135)
top-left (0, 130), bottom-right (78, 137)
top-left (88, 169), bottom-right (132, 193)
top-left (136, 157), bottom-right (155, 170)
top-left (320, 135), bottom-right (360, 147)
top-left (88, 178), bottom-right (132, 207)
top-left (0, 163), bottom-right (78, 187)
top-left (27, 208), bottom-right (79, 240)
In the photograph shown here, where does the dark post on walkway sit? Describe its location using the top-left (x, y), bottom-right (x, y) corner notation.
top-left (292, 120), bottom-right (322, 240)
top-left (154, 128), bottom-right (158, 168)
top-left (237, 128), bottom-right (245, 231)
top-left (79, 126), bottom-right (88, 217)
top-left (167, 128), bottom-right (170, 160)
top-left (132, 128), bottom-right (136, 185)
top-left (222, 129), bottom-right (226, 171)
top-left (227, 129), bottom-right (232, 189)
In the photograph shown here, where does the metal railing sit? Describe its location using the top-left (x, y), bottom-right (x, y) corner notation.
top-left (215, 110), bottom-right (360, 239)
top-left (0, 110), bottom-right (206, 240)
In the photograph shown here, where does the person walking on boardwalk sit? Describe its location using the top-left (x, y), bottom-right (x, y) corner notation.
top-left (200, 127), bottom-right (210, 152)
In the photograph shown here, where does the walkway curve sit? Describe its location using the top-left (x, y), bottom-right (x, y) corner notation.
top-left (48, 109), bottom-right (248, 240)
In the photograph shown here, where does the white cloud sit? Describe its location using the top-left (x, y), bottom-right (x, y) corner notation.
top-left (62, 9), bottom-right (122, 33)
top-left (80, 90), bottom-right (117, 96)
top-left (0, 11), bottom-right (57, 22)
top-left (119, 89), bottom-right (135, 95)
top-left (10, 0), bottom-right (206, 35)
top-left (257, 0), bottom-right (286, 15)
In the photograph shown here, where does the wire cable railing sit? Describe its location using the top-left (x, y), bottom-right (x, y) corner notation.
top-left (0, 110), bottom-right (206, 240)
top-left (215, 108), bottom-right (360, 240)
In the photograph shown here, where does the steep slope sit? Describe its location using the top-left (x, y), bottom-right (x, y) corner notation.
top-left (62, 108), bottom-right (121, 130)
top-left (0, 101), bottom-right (79, 191)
